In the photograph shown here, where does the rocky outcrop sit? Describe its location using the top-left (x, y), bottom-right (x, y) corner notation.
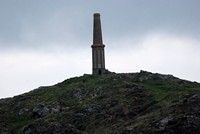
top-left (21, 121), bottom-right (82, 134)
top-left (0, 71), bottom-right (200, 133)
top-left (32, 104), bottom-right (50, 118)
top-left (153, 94), bottom-right (200, 134)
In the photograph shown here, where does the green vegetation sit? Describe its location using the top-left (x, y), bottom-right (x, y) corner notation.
top-left (0, 71), bottom-right (200, 133)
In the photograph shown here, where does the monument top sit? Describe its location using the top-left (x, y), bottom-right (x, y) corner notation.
top-left (93, 13), bottom-right (103, 45)
top-left (94, 13), bottom-right (100, 16)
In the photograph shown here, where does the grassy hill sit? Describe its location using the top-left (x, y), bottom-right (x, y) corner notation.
top-left (1, 71), bottom-right (200, 134)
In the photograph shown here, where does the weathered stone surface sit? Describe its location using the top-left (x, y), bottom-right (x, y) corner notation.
top-left (32, 103), bottom-right (49, 118)
top-left (18, 108), bottom-right (29, 116)
top-left (0, 71), bottom-right (200, 133)
top-left (50, 105), bottom-right (61, 114)
top-left (156, 115), bottom-right (200, 133)
top-left (92, 13), bottom-right (106, 75)
top-left (21, 121), bottom-right (82, 134)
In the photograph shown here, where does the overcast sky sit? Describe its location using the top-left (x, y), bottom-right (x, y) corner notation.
top-left (0, 0), bottom-right (200, 98)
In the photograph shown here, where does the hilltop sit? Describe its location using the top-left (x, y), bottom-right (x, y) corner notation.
top-left (1, 71), bottom-right (200, 134)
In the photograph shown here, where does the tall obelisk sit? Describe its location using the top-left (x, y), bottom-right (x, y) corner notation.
top-left (91, 13), bottom-right (106, 75)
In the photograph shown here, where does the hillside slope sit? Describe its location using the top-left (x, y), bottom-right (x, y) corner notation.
top-left (1, 71), bottom-right (200, 134)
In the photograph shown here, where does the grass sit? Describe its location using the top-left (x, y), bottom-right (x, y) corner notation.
top-left (1, 72), bottom-right (200, 133)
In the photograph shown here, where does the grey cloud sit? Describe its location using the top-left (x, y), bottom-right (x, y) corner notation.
top-left (0, 0), bottom-right (200, 50)
top-left (0, 0), bottom-right (200, 98)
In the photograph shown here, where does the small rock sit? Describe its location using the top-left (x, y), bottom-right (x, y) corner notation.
top-left (83, 104), bottom-right (101, 114)
top-left (125, 125), bottom-right (134, 131)
top-left (159, 116), bottom-right (173, 130)
top-left (51, 105), bottom-right (61, 114)
top-left (18, 108), bottom-right (29, 116)
top-left (187, 94), bottom-right (200, 103)
top-left (32, 103), bottom-right (49, 118)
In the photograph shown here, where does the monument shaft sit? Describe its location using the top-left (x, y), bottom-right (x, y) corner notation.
top-left (91, 13), bottom-right (106, 75)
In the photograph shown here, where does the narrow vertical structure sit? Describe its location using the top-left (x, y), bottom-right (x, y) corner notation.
top-left (91, 13), bottom-right (106, 75)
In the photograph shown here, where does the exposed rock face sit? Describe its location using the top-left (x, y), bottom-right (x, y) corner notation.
top-left (0, 71), bottom-right (200, 133)
top-left (158, 116), bottom-right (174, 130)
top-left (18, 108), bottom-right (29, 116)
top-left (32, 104), bottom-right (50, 118)
top-left (153, 94), bottom-right (200, 134)
top-left (21, 121), bottom-right (81, 134)
top-left (136, 70), bottom-right (176, 82)
top-left (156, 115), bottom-right (200, 134)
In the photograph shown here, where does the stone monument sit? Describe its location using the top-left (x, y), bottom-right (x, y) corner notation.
top-left (91, 13), bottom-right (106, 75)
